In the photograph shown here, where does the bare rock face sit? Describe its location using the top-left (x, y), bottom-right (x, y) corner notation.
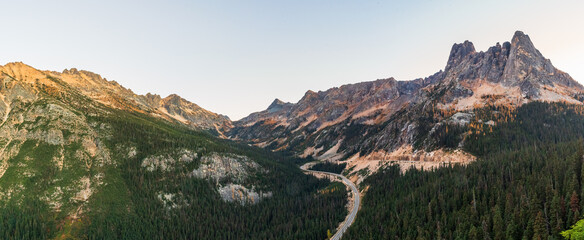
top-left (156, 94), bottom-right (232, 132)
top-left (189, 153), bottom-right (269, 205)
top-left (218, 184), bottom-right (272, 205)
top-left (141, 149), bottom-right (198, 172)
top-left (190, 153), bottom-right (259, 183)
top-left (445, 40), bottom-right (476, 72)
top-left (443, 31), bottom-right (583, 100)
top-left (229, 31), bottom-right (584, 162)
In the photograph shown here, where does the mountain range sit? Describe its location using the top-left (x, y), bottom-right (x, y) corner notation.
top-left (227, 31), bottom-right (584, 179)
top-left (1, 30), bottom-right (583, 239)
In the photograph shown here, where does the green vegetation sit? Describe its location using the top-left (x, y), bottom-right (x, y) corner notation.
top-left (562, 219), bottom-right (584, 239)
top-left (0, 199), bottom-right (55, 239)
top-left (310, 162), bottom-right (347, 175)
top-left (83, 109), bottom-right (349, 239)
top-left (344, 102), bottom-right (584, 239)
top-left (0, 101), bottom-right (348, 239)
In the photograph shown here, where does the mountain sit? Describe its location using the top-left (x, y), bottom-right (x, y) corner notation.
top-left (228, 31), bottom-right (584, 178)
top-left (0, 62), bottom-right (231, 133)
top-left (0, 62), bottom-right (346, 239)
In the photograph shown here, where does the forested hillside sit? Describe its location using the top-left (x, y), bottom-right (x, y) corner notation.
top-left (345, 102), bottom-right (584, 239)
top-left (0, 107), bottom-right (348, 239)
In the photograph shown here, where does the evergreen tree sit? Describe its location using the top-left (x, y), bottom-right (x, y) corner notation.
top-left (492, 205), bottom-right (505, 240)
top-left (532, 211), bottom-right (547, 240)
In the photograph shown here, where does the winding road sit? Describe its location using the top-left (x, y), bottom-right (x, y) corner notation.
top-left (301, 162), bottom-right (360, 240)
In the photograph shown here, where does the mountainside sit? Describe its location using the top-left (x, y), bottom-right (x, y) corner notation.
top-left (0, 62), bottom-right (347, 239)
top-left (229, 31), bottom-right (584, 175)
top-left (344, 101), bottom-right (584, 240)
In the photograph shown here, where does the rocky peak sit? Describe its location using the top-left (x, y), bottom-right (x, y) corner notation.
top-left (163, 94), bottom-right (184, 104)
top-left (438, 31), bottom-right (582, 100)
top-left (301, 90), bottom-right (319, 100)
top-left (446, 40), bottom-right (476, 71)
top-left (500, 31), bottom-right (580, 97)
top-left (62, 68), bottom-right (80, 75)
top-left (143, 93), bottom-right (162, 108)
top-left (144, 92), bottom-right (161, 100)
top-left (267, 98), bottom-right (289, 113)
top-left (510, 31), bottom-right (536, 51)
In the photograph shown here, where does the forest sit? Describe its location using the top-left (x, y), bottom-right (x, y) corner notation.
top-left (309, 162), bottom-right (347, 174)
top-left (0, 107), bottom-right (348, 239)
top-left (345, 102), bottom-right (584, 239)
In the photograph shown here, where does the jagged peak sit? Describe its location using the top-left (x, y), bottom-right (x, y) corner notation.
top-left (300, 90), bottom-right (319, 100)
top-left (269, 98), bottom-right (285, 106)
top-left (145, 92), bottom-right (161, 99)
top-left (266, 98), bottom-right (292, 113)
top-left (510, 30), bottom-right (537, 53)
top-left (162, 94), bottom-right (205, 108)
top-left (163, 94), bottom-right (185, 104)
top-left (512, 31), bottom-right (529, 43)
top-left (165, 93), bottom-right (181, 99)
top-left (446, 40), bottom-right (476, 71)
top-left (62, 68), bottom-right (80, 74)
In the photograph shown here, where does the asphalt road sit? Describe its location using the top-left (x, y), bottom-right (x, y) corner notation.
top-left (301, 163), bottom-right (360, 240)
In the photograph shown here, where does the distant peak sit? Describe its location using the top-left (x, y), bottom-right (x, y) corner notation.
top-left (62, 68), bottom-right (80, 74)
top-left (268, 98), bottom-right (284, 109)
top-left (145, 92), bottom-right (160, 98)
top-left (164, 94), bottom-right (182, 101)
top-left (267, 98), bottom-right (289, 113)
top-left (3, 62), bottom-right (35, 71)
top-left (446, 40), bottom-right (476, 71)
top-left (270, 98), bottom-right (285, 106)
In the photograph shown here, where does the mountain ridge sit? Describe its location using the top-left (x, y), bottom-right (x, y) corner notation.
top-left (0, 62), bottom-right (231, 133)
top-left (228, 31), bottom-right (584, 179)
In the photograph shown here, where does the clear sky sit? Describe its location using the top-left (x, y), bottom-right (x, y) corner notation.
top-left (0, 1), bottom-right (583, 120)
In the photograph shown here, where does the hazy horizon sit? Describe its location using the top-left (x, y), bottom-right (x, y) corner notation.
top-left (1, 0), bottom-right (583, 120)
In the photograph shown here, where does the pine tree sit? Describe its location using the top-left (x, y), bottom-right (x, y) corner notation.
top-left (571, 191), bottom-right (581, 224)
top-left (492, 205), bottom-right (505, 240)
top-left (506, 221), bottom-right (518, 240)
top-left (469, 225), bottom-right (479, 239)
top-left (532, 211), bottom-right (547, 240)
top-left (550, 193), bottom-right (564, 236)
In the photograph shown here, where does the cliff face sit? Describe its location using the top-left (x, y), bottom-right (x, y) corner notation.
top-left (228, 31), bottom-right (584, 162)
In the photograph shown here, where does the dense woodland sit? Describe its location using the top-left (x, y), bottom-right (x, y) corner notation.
top-left (345, 102), bottom-right (584, 239)
top-left (0, 107), bottom-right (348, 239)
top-left (310, 162), bottom-right (347, 174)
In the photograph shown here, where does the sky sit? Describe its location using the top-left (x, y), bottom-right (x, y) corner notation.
top-left (0, 1), bottom-right (583, 120)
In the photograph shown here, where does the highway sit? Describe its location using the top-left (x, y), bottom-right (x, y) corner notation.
top-left (301, 162), bottom-right (360, 240)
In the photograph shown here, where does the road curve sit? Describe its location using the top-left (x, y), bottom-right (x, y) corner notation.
top-left (301, 162), bottom-right (360, 240)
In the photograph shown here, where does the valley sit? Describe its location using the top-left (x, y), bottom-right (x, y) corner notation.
top-left (301, 161), bottom-right (360, 240)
